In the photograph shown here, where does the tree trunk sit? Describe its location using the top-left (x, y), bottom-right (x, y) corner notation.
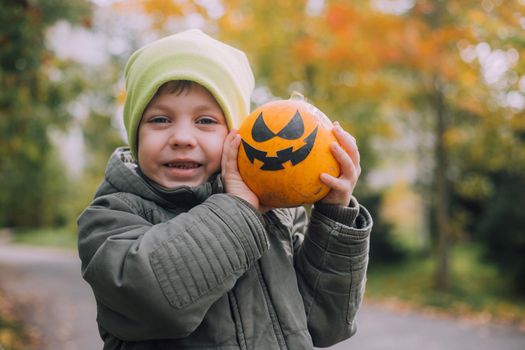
top-left (433, 80), bottom-right (451, 291)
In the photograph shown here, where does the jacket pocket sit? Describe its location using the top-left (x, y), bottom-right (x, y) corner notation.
top-left (228, 291), bottom-right (248, 350)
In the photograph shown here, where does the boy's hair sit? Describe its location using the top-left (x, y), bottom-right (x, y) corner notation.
top-left (143, 80), bottom-right (199, 112)
top-left (154, 80), bottom-right (193, 98)
top-left (141, 80), bottom-right (192, 114)
top-left (123, 29), bottom-right (255, 159)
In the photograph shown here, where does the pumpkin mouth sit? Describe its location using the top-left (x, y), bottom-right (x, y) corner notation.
top-left (241, 126), bottom-right (318, 171)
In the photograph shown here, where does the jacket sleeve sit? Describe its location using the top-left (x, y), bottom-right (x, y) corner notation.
top-left (77, 193), bottom-right (268, 341)
top-left (293, 197), bottom-right (372, 348)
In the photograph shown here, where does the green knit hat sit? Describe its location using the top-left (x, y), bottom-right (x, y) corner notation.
top-left (123, 29), bottom-right (255, 159)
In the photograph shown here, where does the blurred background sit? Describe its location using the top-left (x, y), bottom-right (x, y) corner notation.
top-left (1, 0), bottom-right (524, 348)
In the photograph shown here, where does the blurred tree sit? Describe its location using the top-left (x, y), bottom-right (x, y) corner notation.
top-left (421, 0), bottom-right (525, 290)
top-left (58, 60), bottom-right (124, 232)
top-left (0, 0), bottom-right (92, 227)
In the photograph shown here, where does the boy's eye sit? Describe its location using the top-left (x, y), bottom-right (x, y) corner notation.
top-left (196, 116), bottom-right (217, 125)
top-left (149, 116), bottom-right (170, 123)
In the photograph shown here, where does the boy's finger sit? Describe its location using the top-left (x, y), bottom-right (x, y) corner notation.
top-left (222, 130), bottom-right (239, 170)
top-left (331, 142), bottom-right (359, 178)
top-left (320, 172), bottom-right (351, 193)
top-left (333, 124), bottom-right (360, 168)
top-left (230, 134), bottom-right (241, 160)
top-left (331, 142), bottom-right (351, 172)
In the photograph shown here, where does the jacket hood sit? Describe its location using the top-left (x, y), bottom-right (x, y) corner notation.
top-left (95, 147), bottom-right (224, 208)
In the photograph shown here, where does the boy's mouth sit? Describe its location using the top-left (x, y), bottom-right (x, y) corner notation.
top-left (164, 162), bottom-right (201, 169)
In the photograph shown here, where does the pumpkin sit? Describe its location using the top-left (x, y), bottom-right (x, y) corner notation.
top-left (237, 92), bottom-right (340, 207)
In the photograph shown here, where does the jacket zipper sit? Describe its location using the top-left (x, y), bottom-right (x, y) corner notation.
top-left (255, 260), bottom-right (288, 349)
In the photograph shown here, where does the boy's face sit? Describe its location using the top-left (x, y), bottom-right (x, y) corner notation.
top-left (137, 84), bottom-right (228, 189)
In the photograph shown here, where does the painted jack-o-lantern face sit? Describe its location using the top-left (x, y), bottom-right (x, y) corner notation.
top-left (237, 93), bottom-right (340, 208)
top-left (241, 110), bottom-right (318, 171)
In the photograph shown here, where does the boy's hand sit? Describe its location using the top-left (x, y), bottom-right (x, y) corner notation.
top-left (319, 122), bottom-right (361, 207)
top-left (222, 130), bottom-right (261, 210)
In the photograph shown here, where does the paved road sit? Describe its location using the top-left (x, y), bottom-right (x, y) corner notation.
top-left (1, 242), bottom-right (524, 350)
top-left (0, 243), bottom-right (102, 350)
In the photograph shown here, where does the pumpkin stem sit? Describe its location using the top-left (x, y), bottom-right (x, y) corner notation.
top-left (290, 91), bottom-right (305, 101)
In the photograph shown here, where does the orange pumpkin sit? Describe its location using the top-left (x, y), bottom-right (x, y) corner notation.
top-left (237, 92), bottom-right (340, 207)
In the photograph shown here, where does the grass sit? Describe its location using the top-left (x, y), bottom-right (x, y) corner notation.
top-left (11, 227), bottom-right (77, 250)
top-left (365, 243), bottom-right (525, 328)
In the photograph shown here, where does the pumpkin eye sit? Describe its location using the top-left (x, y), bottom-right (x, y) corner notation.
top-left (252, 112), bottom-right (276, 142)
top-left (251, 110), bottom-right (306, 142)
top-left (276, 110), bottom-right (304, 140)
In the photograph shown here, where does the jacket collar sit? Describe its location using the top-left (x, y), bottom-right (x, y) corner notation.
top-left (102, 147), bottom-right (224, 209)
top-left (137, 168), bottom-right (224, 209)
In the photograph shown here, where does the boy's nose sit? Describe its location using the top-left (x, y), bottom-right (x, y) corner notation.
top-left (169, 125), bottom-right (197, 148)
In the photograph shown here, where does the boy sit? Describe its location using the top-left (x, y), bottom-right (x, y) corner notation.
top-left (78, 29), bottom-right (373, 350)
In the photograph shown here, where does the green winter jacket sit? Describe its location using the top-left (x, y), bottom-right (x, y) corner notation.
top-left (77, 147), bottom-right (373, 350)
